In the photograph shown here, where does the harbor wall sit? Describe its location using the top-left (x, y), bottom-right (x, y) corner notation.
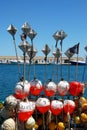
top-left (0, 56), bottom-right (84, 64)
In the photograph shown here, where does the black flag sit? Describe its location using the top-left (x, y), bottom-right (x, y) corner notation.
top-left (69, 43), bottom-right (80, 54)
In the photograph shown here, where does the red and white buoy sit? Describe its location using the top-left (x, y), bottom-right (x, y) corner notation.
top-left (63, 99), bottom-right (75, 114)
top-left (30, 78), bottom-right (43, 96)
top-left (14, 80), bottom-right (30, 99)
top-left (18, 100), bottom-right (35, 122)
top-left (36, 97), bottom-right (50, 113)
top-left (50, 100), bottom-right (63, 115)
top-left (57, 80), bottom-right (69, 96)
top-left (44, 81), bottom-right (57, 97)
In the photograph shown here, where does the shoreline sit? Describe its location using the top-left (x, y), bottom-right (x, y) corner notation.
top-left (0, 56), bottom-right (85, 65)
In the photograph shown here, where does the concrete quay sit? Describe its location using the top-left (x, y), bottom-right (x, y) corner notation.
top-left (0, 56), bottom-right (84, 64)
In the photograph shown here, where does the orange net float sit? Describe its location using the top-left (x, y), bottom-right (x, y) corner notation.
top-left (48, 121), bottom-right (57, 130)
top-left (82, 103), bottom-right (87, 111)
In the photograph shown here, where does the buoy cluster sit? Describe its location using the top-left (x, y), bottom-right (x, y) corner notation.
top-left (0, 78), bottom-right (87, 130)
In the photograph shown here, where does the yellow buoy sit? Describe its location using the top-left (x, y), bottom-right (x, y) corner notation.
top-left (80, 97), bottom-right (86, 104)
top-left (57, 122), bottom-right (65, 130)
top-left (0, 102), bottom-right (3, 109)
top-left (34, 123), bottom-right (39, 129)
top-left (74, 116), bottom-right (81, 124)
top-left (81, 113), bottom-right (87, 122)
top-left (82, 103), bottom-right (87, 110)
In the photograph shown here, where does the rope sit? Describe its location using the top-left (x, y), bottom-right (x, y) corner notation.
top-left (51, 57), bottom-right (56, 81)
top-left (75, 54), bottom-right (79, 81)
top-left (56, 58), bottom-right (59, 83)
top-left (33, 62), bottom-right (36, 78)
top-left (23, 52), bottom-right (26, 82)
top-left (82, 58), bottom-right (87, 82)
top-left (28, 61), bottom-right (31, 81)
top-left (13, 36), bottom-right (21, 79)
top-left (44, 61), bottom-right (47, 84)
top-left (60, 40), bottom-right (63, 79)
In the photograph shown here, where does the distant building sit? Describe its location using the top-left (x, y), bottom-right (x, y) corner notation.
top-left (0, 56), bottom-right (84, 64)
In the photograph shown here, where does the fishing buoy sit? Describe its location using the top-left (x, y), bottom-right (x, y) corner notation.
top-left (0, 102), bottom-right (4, 110)
top-left (18, 100), bottom-right (35, 122)
top-left (74, 116), bottom-right (81, 124)
top-left (44, 81), bottom-right (57, 97)
top-left (0, 107), bottom-right (15, 120)
top-left (63, 100), bottom-right (75, 114)
top-left (4, 95), bottom-right (18, 110)
top-left (69, 81), bottom-right (83, 96)
top-left (80, 113), bottom-right (87, 122)
top-left (57, 80), bottom-right (69, 96)
top-left (50, 100), bottom-right (63, 115)
top-left (80, 96), bottom-right (86, 104)
top-left (36, 97), bottom-right (50, 113)
top-left (82, 103), bottom-right (87, 110)
top-left (15, 80), bottom-right (30, 99)
top-left (34, 123), bottom-right (39, 129)
top-left (57, 122), bottom-right (65, 130)
top-left (30, 78), bottom-right (43, 96)
top-left (37, 117), bottom-right (43, 126)
top-left (25, 116), bottom-right (35, 129)
top-left (48, 121), bottom-right (56, 130)
top-left (1, 118), bottom-right (15, 130)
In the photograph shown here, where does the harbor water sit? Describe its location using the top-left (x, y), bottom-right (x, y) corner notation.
top-left (0, 64), bottom-right (87, 101)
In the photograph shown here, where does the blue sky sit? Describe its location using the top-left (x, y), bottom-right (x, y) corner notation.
top-left (0, 0), bottom-right (87, 58)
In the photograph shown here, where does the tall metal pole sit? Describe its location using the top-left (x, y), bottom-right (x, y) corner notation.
top-left (42, 44), bottom-right (51, 83)
top-left (60, 39), bottom-right (63, 79)
top-left (64, 48), bottom-right (74, 82)
top-left (53, 47), bottom-right (61, 83)
top-left (19, 33), bottom-right (30, 82)
top-left (75, 53), bottom-right (79, 81)
top-left (20, 22), bottom-right (31, 81)
top-left (53, 30), bottom-right (67, 80)
top-left (7, 24), bottom-right (21, 78)
top-left (23, 52), bottom-right (26, 81)
top-left (28, 28), bottom-right (37, 80)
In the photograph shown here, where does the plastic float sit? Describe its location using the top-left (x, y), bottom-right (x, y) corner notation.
top-left (0, 81), bottom-right (87, 130)
top-left (44, 80), bottom-right (57, 97)
top-left (30, 78), bottom-right (43, 96)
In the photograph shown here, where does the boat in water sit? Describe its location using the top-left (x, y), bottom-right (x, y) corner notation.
top-left (10, 59), bottom-right (29, 64)
top-left (0, 23), bottom-right (87, 130)
top-left (70, 60), bottom-right (86, 65)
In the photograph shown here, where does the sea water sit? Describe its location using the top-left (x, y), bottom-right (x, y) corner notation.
top-left (0, 64), bottom-right (87, 101)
